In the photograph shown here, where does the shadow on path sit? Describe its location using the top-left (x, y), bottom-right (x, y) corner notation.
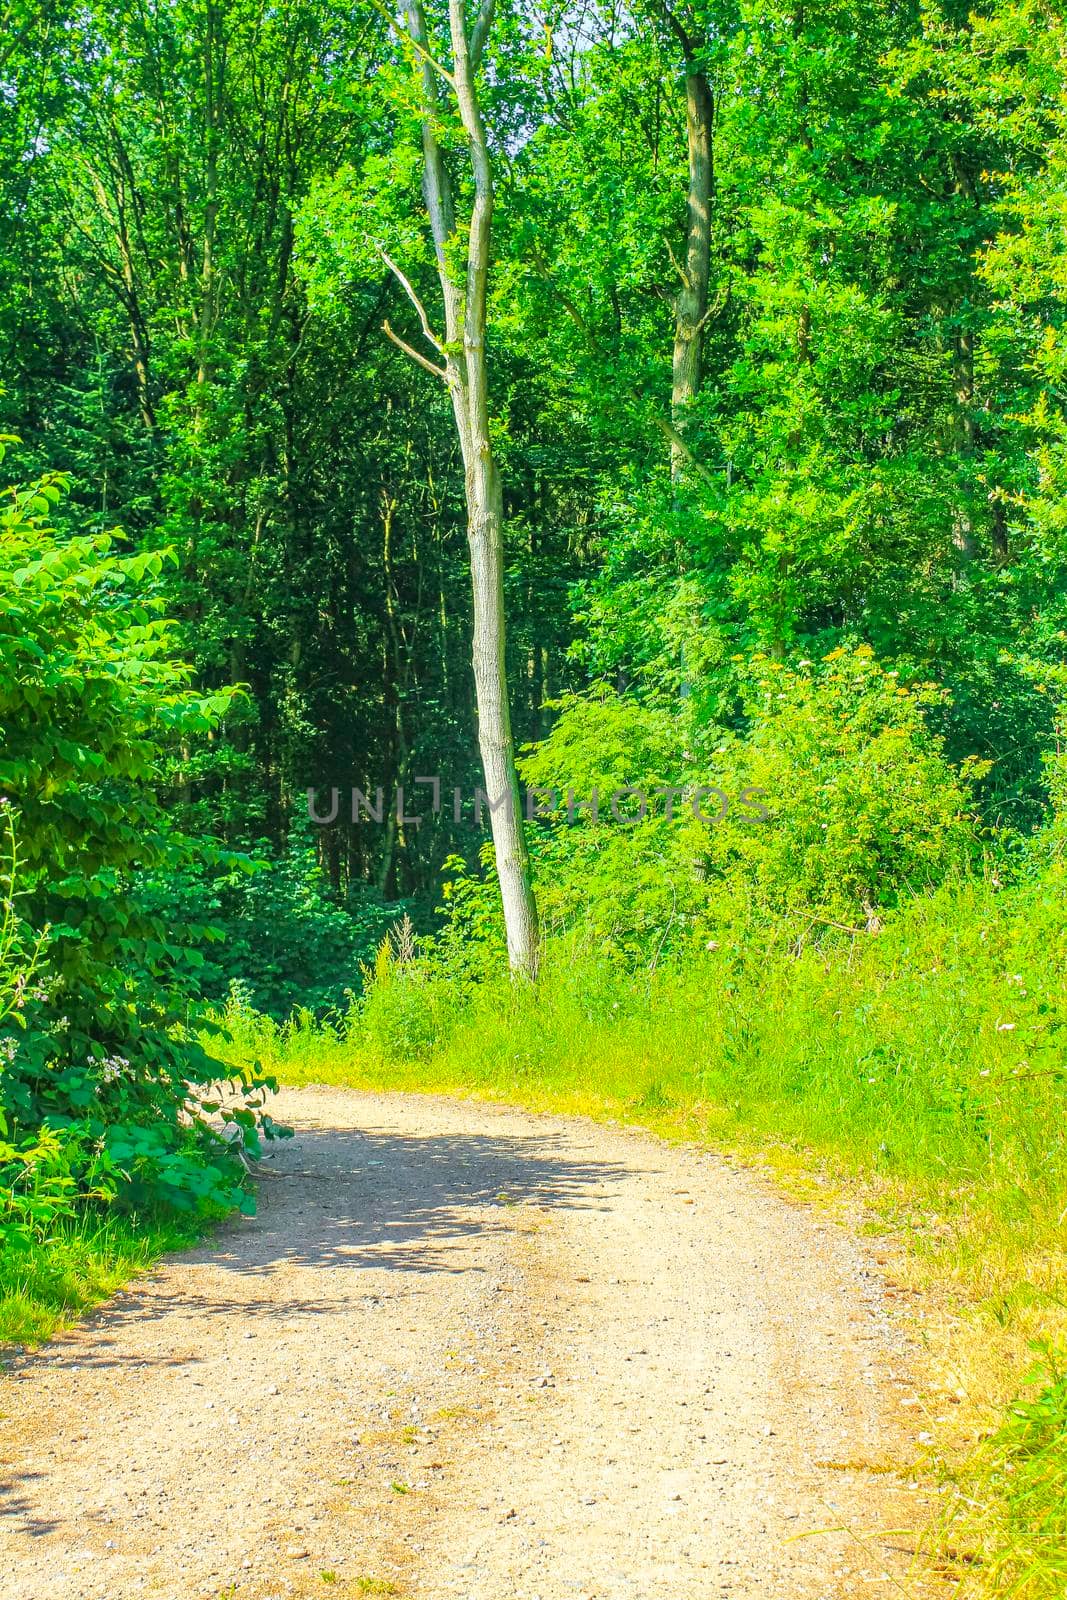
top-left (12, 1119), bottom-right (632, 1371)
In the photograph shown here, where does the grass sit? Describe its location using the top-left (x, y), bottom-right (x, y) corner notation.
top-left (218, 869), bottom-right (1067, 1599)
top-left (951, 1349), bottom-right (1067, 1597)
top-left (1, 863), bottom-right (1057, 1591)
top-left (0, 1209), bottom-right (201, 1348)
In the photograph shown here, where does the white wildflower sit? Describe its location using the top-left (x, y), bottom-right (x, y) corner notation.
top-left (98, 1054), bottom-right (131, 1083)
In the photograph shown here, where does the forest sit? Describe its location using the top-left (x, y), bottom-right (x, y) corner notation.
top-left (2, 0), bottom-right (1067, 1591)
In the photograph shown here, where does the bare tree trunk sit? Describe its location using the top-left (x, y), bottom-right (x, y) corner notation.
top-left (464, 443), bottom-right (538, 974)
top-left (386, 0), bottom-right (540, 978)
top-left (670, 63), bottom-right (713, 481)
top-left (952, 325), bottom-right (977, 562)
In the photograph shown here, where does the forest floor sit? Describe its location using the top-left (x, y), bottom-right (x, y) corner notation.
top-left (0, 1087), bottom-right (944, 1600)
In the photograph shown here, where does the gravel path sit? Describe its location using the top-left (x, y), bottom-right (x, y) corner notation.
top-left (0, 1087), bottom-right (937, 1600)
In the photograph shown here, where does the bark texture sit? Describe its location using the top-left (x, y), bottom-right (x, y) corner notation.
top-left (389, 0), bottom-right (540, 978)
top-left (671, 64), bottom-right (714, 481)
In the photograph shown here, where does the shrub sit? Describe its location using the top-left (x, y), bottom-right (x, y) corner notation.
top-left (517, 689), bottom-right (714, 959)
top-left (0, 452), bottom-right (281, 1226)
top-left (700, 648), bottom-right (979, 927)
top-left (507, 656), bottom-right (979, 959)
top-left (144, 815), bottom-right (404, 1019)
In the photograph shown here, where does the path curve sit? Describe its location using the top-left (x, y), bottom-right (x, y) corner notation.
top-left (1, 1088), bottom-right (935, 1600)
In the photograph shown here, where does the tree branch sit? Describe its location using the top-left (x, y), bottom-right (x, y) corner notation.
top-left (530, 247), bottom-right (594, 338)
top-left (654, 0), bottom-right (698, 62)
top-left (383, 319), bottom-right (449, 381)
top-left (373, 0), bottom-right (457, 88)
top-left (650, 414), bottom-right (715, 484)
top-left (469, 0), bottom-right (495, 68)
top-left (665, 236), bottom-right (690, 289)
top-left (379, 247), bottom-right (446, 355)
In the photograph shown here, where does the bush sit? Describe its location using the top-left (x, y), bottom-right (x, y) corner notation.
top-left (701, 648), bottom-right (980, 928)
top-left (145, 815), bottom-right (404, 1020)
top-left (508, 655), bottom-right (979, 960)
top-left (517, 691), bottom-right (708, 959)
top-left (0, 453), bottom-right (281, 1230)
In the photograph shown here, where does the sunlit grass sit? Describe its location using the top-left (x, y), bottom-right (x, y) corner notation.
top-left (219, 873), bottom-right (1067, 1598)
top-left (0, 1211), bottom-right (201, 1348)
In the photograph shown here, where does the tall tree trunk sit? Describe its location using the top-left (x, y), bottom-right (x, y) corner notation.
top-left (196, 0), bottom-right (220, 389)
top-left (952, 325), bottom-right (977, 562)
top-left (388, 0), bottom-right (540, 978)
top-left (662, 16), bottom-right (714, 697)
top-left (949, 152), bottom-right (978, 567)
top-left (670, 63), bottom-right (713, 481)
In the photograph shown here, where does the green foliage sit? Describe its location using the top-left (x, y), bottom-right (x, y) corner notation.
top-left (701, 649), bottom-right (978, 925)
top-left (515, 691), bottom-right (701, 957)
top-left (0, 460), bottom-right (280, 1234)
top-left (357, 918), bottom-right (451, 1063)
top-left (144, 817), bottom-right (404, 1020)
top-left (6, 0), bottom-right (1066, 894)
top-left (948, 1347), bottom-right (1067, 1600)
top-left (506, 659), bottom-right (978, 956)
top-left (6, 0), bottom-right (1067, 1581)
top-left (519, 690), bottom-right (679, 798)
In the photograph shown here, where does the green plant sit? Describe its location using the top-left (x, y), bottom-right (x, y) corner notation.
top-left (144, 815), bottom-right (405, 1020)
top-left (700, 648), bottom-right (979, 929)
top-left (0, 804), bottom-right (89, 1247)
top-left (358, 917), bottom-right (457, 1064)
top-left (0, 1207), bottom-right (201, 1347)
top-left (947, 1347), bottom-right (1067, 1598)
top-left (512, 659), bottom-right (979, 960)
top-left (0, 451), bottom-right (282, 1222)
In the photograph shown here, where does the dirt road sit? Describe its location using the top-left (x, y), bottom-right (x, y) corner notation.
top-left (0, 1088), bottom-right (935, 1599)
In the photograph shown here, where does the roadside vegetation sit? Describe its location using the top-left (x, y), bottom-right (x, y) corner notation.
top-left (221, 673), bottom-right (1067, 1599)
top-left (4, 0), bottom-right (1067, 1592)
top-left (0, 456), bottom-right (284, 1344)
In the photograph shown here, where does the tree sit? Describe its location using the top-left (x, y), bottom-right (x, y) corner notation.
top-left (657, 0), bottom-right (717, 485)
top-left (380, 0), bottom-right (541, 977)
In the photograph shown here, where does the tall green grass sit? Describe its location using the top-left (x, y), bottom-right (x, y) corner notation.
top-left (220, 870), bottom-right (1067, 1598)
top-left (0, 1210), bottom-right (201, 1347)
top-left (227, 876), bottom-right (1066, 1271)
top-left (954, 1349), bottom-right (1067, 1600)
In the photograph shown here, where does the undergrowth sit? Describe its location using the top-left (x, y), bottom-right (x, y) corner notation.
top-left (218, 866), bottom-right (1067, 1599)
top-left (0, 1209), bottom-right (202, 1348)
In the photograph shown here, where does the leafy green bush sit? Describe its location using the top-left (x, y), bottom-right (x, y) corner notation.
top-left (0, 806), bottom-right (84, 1245)
top-left (0, 452), bottom-right (281, 1229)
top-left (510, 656), bottom-right (979, 958)
top-left (145, 815), bottom-right (404, 1020)
top-left (519, 690), bottom-right (679, 799)
top-left (516, 690), bottom-right (708, 958)
top-left (701, 648), bottom-right (979, 928)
